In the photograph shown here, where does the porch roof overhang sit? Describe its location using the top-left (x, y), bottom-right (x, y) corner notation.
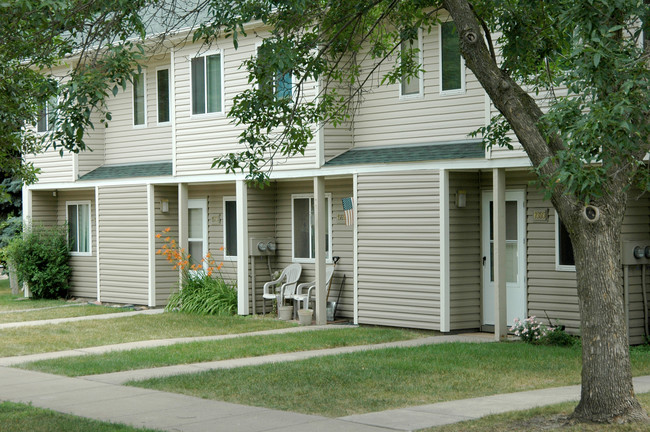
top-left (324, 140), bottom-right (485, 166)
top-left (77, 161), bottom-right (173, 181)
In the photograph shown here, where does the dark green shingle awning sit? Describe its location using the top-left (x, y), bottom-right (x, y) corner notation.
top-left (325, 141), bottom-right (485, 166)
top-left (78, 161), bottom-right (173, 181)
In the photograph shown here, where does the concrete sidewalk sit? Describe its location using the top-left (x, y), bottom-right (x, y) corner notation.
top-left (2, 365), bottom-right (650, 432)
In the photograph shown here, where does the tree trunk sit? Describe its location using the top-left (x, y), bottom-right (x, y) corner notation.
top-left (568, 204), bottom-right (647, 423)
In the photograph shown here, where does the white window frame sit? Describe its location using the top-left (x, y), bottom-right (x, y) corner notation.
top-left (439, 21), bottom-right (466, 96)
top-left (223, 196), bottom-right (237, 260)
top-left (555, 212), bottom-right (576, 272)
top-left (189, 50), bottom-right (225, 118)
top-left (291, 193), bottom-right (332, 263)
top-left (399, 28), bottom-right (424, 100)
top-left (188, 198), bottom-right (209, 271)
top-left (66, 201), bottom-right (92, 257)
top-left (132, 70), bottom-right (147, 128)
top-left (36, 98), bottom-right (57, 133)
top-left (156, 66), bottom-right (171, 126)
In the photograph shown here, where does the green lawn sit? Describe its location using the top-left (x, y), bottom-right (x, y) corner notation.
top-left (0, 304), bottom-right (129, 323)
top-left (0, 279), bottom-right (69, 311)
top-left (19, 327), bottom-right (426, 376)
top-left (425, 393), bottom-right (650, 431)
top-left (130, 343), bottom-right (650, 418)
top-left (0, 402), bottom-right (161, 432)
top-left (0, 313), bottom-right (294, 357)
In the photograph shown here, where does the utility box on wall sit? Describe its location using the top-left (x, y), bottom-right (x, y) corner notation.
top-left (249, 238), bottom-right (277, 256)
top-left (621, 240), bottom-right (650, 265)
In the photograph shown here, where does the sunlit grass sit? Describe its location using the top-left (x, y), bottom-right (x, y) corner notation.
top-left (0, 401), bottom-right (161, 432)
top-left (131, 343), bottom-right (650, 418)
top-left (0, 304), bottom-right (126, 323)
top-left (424, 392), bottom-right (650, 431)
top-left (0, 279), bottom-right (68, 311)
top-left (0, 313), bottom-right (294, 357)
top-left (19, 327), bottom-right (426, 376)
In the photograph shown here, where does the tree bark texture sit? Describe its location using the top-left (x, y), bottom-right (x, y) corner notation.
top-left (443, 0), bottom-right (647, 423)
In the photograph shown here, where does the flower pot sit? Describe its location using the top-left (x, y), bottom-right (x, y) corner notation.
top-left (278, 305), bottom-right (293, 321)
top-left (298, 309), bottom-right (313, 326)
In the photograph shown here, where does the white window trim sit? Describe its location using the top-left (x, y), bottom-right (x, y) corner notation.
top-left (399, 28), bottom-right (424, 100)
top-left (188, 198), bottom-right (209, 270)
top-left (37, 97), bottom-right (57, 134)
top-left (189, 49), bottom-right (225, 118)
top-left (156, 66), bottom-right (171, 126)
top-left (223, 196), bottom-right (237, 261)
top-left (66, 200), bottom-right (92, 257)
top-left (555, 212), bottom-right (576, 272)
top-left (291, 193), bottom-right (332, 263)
top-left (439, 21), bottom-right (466, 96)
top-left (132, 70), bottom-right (147, 128)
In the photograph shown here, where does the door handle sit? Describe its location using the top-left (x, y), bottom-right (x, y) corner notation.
top-left (482, 256), bottom-right (486, 266)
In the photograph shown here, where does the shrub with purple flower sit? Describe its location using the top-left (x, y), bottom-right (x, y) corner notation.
top-left (509, 316), bottom-right (552, 343)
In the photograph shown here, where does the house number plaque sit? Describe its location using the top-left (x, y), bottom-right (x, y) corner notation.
top-left (533, 208), bottom-right (549, 222)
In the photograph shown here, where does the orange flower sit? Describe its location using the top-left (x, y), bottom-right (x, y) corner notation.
top-left (155, 233), bottom-right (161, 239)
top-left (164, 227), bottom-right (171, 232)
top-left (164, 237), bottom-right (171, 242)
top-left (219, 246), bottom-right (224, 251)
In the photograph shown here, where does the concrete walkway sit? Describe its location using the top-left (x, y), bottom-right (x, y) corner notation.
top-left (1, 313), bottom-right (649, 431)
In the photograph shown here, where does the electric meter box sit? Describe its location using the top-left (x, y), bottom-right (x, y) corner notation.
top-left (249, 238), bottom-right (277, 256)
top-left (621, 240), bottom-right (650, 265)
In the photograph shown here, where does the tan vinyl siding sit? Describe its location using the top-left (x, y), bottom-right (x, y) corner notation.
top-left (154, 185), bottom-right (179, 305)
top-left (57, 190), bottom-right (97, 299)
top-left (97, 185), bottom-right (149, 304)
top-left (30, 191), bottom-right (58, 226)
top-left (77, 113), bottom-right (106, 178)
top-left (248, 183), bottom-right (278, 314)
top-left (323, 120), bottom-right (354, 162)
top-left (25, 149), bottom-right (73, 183)
top-left (103, 57), bottom-right (172, 165)
top-left (272, 179), bottom-right (354, 318)
top-left (449, 172), bottom-right (481, 330)
top-left (174, 35), bottom-right (318, 177)
top-left (357, 171), bottom-right (440, 329)
top-left (352, 22), bottom-right (485, 148)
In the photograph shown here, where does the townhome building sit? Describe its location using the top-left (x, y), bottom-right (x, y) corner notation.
top-left (24, 17), bottom-right (650, 344)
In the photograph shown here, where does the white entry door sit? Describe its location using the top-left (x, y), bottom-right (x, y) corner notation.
top-left (481, 190), bottom-right (526, 326)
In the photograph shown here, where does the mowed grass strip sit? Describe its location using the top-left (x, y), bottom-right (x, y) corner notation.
top-left (0, 401), bottom-right (161, 432)
top-left (19, 327), bottom-right (426, 376)
top-left (424, 392), bottom-right (650, 431)
top-left (0, 304), bottom-right (127, 323)
top-left (130, 343), bottom-right (650, 418)
top-left (0, 279), bottom-right (68, 311)
top-left (0, 313), bottom-right (294, 357)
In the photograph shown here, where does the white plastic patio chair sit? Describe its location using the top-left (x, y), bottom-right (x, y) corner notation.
top-left (291, 265), bottom-right (335, 312)
top-left (262, 263), bottom-right (302, 314)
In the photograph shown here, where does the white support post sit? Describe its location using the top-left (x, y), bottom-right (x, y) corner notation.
top-left (353, 173), bottom-right (359, 325)
top-left (314, 176), bottom-right (327, 325)
top-left (178, 183), bottom-right (188, 290)
top-left (440, 169), bottom-right (450, 333)
top-left (95, 186), bottom-right (101, 302)
top-left (22, 186), bottom-right (32, 298)
top-left (236, 180), bottom-right (249, 315)
top-left (147, 184), bottom-right (156, 307)
top-left (493, 168), bottom-right (507, 341)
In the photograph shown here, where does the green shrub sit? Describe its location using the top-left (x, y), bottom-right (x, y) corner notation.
top-left (5, 224), bottom-right (71, 299)
top-left (166, 272), bottom-right (237, 315)
top-left (539, 326), bottom-right (577, 347)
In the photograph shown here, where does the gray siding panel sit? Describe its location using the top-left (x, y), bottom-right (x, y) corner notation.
top-left (154, 185), bottom-right (179, 306)
top-left (357, 171), bottom-right (440, 330)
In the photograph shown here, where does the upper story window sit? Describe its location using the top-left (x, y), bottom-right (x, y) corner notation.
top-left (37, 99), bottom-right (56, 133)
top-left (292, 194), bottom-right (331, 261)
top-left (157, 68), bottom-right (170, 124)
top-left (67, 201), bottom-right (91, 255)
top-left (556, 214), bottom-right (575, 270)
top-left (191, 52), bottom-right (223, 115)
top-left (133, 72), bottom-right (146, 126)
top-left (400, 29), bottom-right (423, 98)
top-left (257, 45), bottom-right (293, 100)
top-left (224, 198), bottom-right (237, 258)
top-left (440, 21), bottom-right (465, 94)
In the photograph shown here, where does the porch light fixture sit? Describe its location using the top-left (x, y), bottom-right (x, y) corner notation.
top-left (161, 199), bottom-right (169, 213)
top-left (456, 190), bottom-right (467, 208)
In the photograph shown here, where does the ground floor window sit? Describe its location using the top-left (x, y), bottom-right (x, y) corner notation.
top-left (292, 194), bottom-right (331, 261)
top-left (556, 214), bottom-right (575, 270)
top-left (66, 201), bottom-right (91, 255)
top-left (224, 197), bottom-right (237, 258)
top-left (188, 198), bottom-right (208, 269)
